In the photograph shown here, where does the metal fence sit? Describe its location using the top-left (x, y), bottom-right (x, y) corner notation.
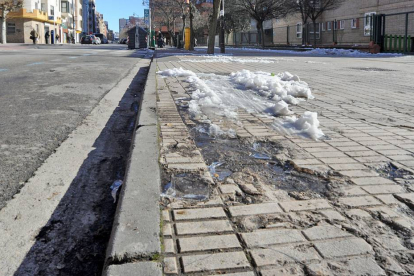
top-left (225, 12), bottom-right (414, 53)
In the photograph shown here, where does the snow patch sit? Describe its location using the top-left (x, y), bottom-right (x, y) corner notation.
top-left (157, 67), bottom-right (197, 77)
top-left (273, 111), bottom-right (325, 140)
top-left (180, 55), bottom-right (275, 64)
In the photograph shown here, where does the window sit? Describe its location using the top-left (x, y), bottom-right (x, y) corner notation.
top-left (321, 22), bottom-right (325, 31)
top-left (334, 21), bottom-right (338, 30)
top-left (340, 20), bottom-right (345, 30)
top-left (309, 23), bottom-right (321, 39)
top-left (7, 23), bottom-right (15, 35)
top-left (327, 21), bottom-right (332, 31)
top-left (351, 19), bottom-right (357, 28)
top-left (35, 2), bottom-right (38, 10)
top-left (364, 12), bottom-right (375, 36)
top-left (50, 5), bottom-right (54, 16)
top-left (62, 2), bottom-right (68, 13)
top-left (296, 23), bottom-right (302, 38)
top-left (41, 3), bottom-right (46, 12)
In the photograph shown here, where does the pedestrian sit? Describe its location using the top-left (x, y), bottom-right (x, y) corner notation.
top-left (30, 29), bottom-right (39, 45)
top-left (56, 33), bottom-right (60, 44)
top-left (45, 31), bottom-right (50, 44)
top-left (195, 38), bottom-right (198, 47)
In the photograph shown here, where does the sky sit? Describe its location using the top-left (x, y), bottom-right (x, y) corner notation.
top-left (96, 0), bottom-right (147, 33)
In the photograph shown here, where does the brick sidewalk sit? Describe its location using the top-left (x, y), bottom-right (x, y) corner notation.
top-left (155, 49), bottom-right (414, 275)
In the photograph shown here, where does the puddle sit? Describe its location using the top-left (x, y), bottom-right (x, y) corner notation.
top-left (209, 162), bottom-right (233, 181)
top-left (374, 162), bottom-right (414, 181)
top-left (161, 173), bottom-right (210, 200)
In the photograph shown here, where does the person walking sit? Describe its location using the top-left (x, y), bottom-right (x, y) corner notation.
top-left (56, 33), bottom-right (60, 44)
top-left (30, 29), bottom-right (39, 45)
top-left (45, 31), bottom-right (50, 44)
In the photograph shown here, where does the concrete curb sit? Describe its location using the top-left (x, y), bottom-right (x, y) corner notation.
top-left (102, 53), bottom-right (161, 275)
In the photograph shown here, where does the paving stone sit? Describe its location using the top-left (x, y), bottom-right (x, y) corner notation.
top-left (292, 159), bottom-right (322, 165)
top-left (361, 185), bottom-right (404, 195)
top-left (343, 151), bottom-right (380, 158)
top-left (375, 194), bottom-right (401, 205)
top-left (178, 234), bottom-right (241, 252)
top-left (341, 187), bottom-right (368, 196)
top-left (345, 209), bottom-right (372, 219)
top-left (340, 170), bottom-right (379, 178)
top-left (162, 210), bottom-right (171, 222)
top-left (302, 225), bottom-right (352, 241)
top-left (314, 238), bottom-right (373, 258)
top-left (304, 147), bottom-right (338, 153)
top-left (173, 207), bottom-right (226, 221)
top-left (319, 157), bottom-right (358, 164)
top-left (229, 203), bottom-right (283, 217)
top-left (164, 257), bottom-right (178, 274)
top-left (167, 163), bottom-right (207, 171)
top-left (367, 206), bottom-right (400, 218)
top-left (351, 177), bottom-right (395, 186)
top-left (164, 238), bottom-right (175, 253)
top-left (210, 273), bottom-right (255, 276)
top-left (260, 266), bottom-right (305, 276)
top-left (377, 149), bottom-right (412, 156)
top-left (279, 199), bottom-right (331, 212)
top-left (394, 193), bottom-right (414, 205)
top-left (329, 163), bottom-right (367, 171)
top-left (373, 235), bottom-right (407, 251)
top-left (338, 196), bottom-right (382, 207)
top-left (337, 146), bottom-right (370, 152)
top-left (251, 245), bottom-right (320, 266)
top-left (354, 156), bottom-right (390, 163)
top-left (306, 257), bottom-right (385, 276)
top-left (242, 229), bottom-right (306, 248)
top-left (163, 223), bottom-right (173, 236)
top-left (182, 251), bottom-right (250, 273)
top-left (319, 210), bottom-right (346, 221)
top-left (175, 220), bottom-right (233, 235)
top-left (388, 155), bottom-right (414, 161)
top-left (219, 184), bottom-right (243, 195)
top-left (311, 151), bottom-right (347, 158)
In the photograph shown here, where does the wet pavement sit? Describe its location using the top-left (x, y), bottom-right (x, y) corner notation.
top-left (154, 48), bottom-right (414, 275)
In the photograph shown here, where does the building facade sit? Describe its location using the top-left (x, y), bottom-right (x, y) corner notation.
top-left (272, 0), bottom-right (414, 47)
top-left (2, 0), bottom-right (63, 44)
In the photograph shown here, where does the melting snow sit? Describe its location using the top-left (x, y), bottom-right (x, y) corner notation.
top-left (180, 56), bottom-right (275, 64)
top-left (157, 68), bottom-right (325, 140)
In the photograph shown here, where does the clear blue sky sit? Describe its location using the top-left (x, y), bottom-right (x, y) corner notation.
top-left (96, 0), bottom-right (147, 32)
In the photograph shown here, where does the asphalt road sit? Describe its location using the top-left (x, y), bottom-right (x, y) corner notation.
top-left (0, 44), bottom-right (146, 209)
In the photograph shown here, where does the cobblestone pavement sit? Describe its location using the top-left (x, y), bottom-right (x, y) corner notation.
top-left (154, 49), bottom-right (414, 275)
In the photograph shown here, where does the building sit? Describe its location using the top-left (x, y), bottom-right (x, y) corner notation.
top-left (119, 18), bottom-right (129, 34)
top-left (1, 0), bottom-right (63, 44)
top-left (82, 0), bottom-right (89, 34)
top-left (88, 0), bottom-right (96, 33)
top-left (271, 0), bottom-right (414, 47)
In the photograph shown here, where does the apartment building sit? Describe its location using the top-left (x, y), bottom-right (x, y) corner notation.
top-left (272, 0), bottom-right (414, 46)
top-left (3, 0), bottom-right (63, 43)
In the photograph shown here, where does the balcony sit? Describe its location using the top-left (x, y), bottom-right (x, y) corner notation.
top-left (8, 9), bottom-right (62, 24)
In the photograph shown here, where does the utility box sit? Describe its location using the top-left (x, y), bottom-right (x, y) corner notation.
top-left (128, 27), bottom-right (148, 49)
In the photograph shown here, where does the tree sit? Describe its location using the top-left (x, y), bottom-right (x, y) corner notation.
top-left (0, 0), bottom-right (23, 44)
top-left (207, 0), bottom-right (220, 54)
top-left (222, 1), bottom-right (250, 41)
top-left (150, 0), bottom-right (182, 46)
top-left (232, 0), bottom-right (291, 49)
top-left (289, 0), bottom-right (344, 47)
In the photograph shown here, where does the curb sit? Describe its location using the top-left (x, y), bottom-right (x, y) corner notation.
top-left (102, 52), bottom-right (162, 275)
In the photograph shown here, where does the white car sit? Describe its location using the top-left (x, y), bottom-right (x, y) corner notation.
top-left (94, 37), bottom-right (101, 45)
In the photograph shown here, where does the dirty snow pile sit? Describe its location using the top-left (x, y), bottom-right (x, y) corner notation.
top-left (157, 68), bottom-right (324, 140)
top-left (180, 55), bottom-right (275, 64)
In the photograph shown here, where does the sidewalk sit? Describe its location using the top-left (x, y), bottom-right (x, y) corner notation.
top-left (106, 48), bottom-right (414, 275)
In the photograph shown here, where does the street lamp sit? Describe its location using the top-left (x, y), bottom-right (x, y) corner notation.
top-left (219, 0), bottom-right (225, 53)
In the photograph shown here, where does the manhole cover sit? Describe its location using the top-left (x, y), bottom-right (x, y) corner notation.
top-left (349, 67), bottom-right (397, 72)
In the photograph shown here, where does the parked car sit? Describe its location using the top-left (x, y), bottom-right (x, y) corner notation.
top-left (119, 38), bottom-right (127, 44)
top-left (81, 35), bottom-right (93, 44)
top-left (94, 33), bottom-right (108, 44)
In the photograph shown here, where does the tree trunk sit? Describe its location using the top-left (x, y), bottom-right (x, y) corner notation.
top-left (189, 4), bottom-right (194, 51)
top-left (207, 0), bottom-right (220, 54)
top-left (313, 21), bottom-right (317, 48)
top-left (257, 21), bottom-right (265, 49)
top-left (1, 10), bottom-right (8, 44)
top-left (181, 14), bottom-right (186, 49)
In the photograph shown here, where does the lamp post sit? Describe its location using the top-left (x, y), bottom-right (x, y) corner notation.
top-left (219, 0), bottom-right (225, 53)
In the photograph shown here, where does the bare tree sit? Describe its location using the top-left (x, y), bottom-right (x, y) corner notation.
top-left (0, 0), bottom-right (23, 44)
top-left (223, 1), bottom-right (250, 36)
top-left (207, 0), bottom-right (220, 54)
top-left (233, 0), bottom-right (291, 49)
top-left (289, 0), bottom-right (344, 47)
top-left (151, 0), bottom-right (182, 46)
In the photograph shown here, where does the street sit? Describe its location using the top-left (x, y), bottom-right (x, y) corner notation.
top-left (0, 44), bottom-right (150, 275)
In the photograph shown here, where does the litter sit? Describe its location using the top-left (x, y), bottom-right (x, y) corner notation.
top-left (110, 180), bottom-right (123, 203)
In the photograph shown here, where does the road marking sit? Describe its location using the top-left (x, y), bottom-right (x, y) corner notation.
top-left (0, 69), bottom-right (8, 72)
top-left (68, 56), bottom-right (78, 59)
top-left (83, 54), bottom-right (92, 56)
top-left (27, 62), bottom-right (44, 66)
